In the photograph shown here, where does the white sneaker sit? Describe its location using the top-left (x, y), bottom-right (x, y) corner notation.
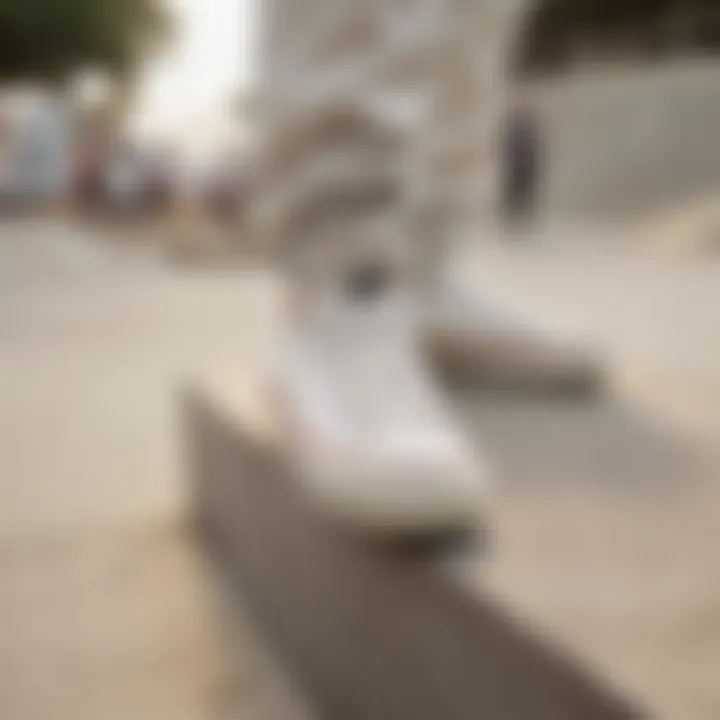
top-left (425, 255), bottom-right (602, 392)
top-left (274, 236), bottom-right (488, 537)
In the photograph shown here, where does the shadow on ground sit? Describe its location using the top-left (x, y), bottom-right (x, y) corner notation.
top-left (452, 392), bottom-right (702, 492)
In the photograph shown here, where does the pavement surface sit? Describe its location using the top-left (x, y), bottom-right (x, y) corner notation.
top-left (0, 220), bottom-right (298, 720)
top-left (0, 220), bottom-right (719, 719)
top-left (466, 237), bottom-right (720, 720)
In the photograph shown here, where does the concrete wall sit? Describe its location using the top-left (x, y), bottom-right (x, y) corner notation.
top-left (531, 59), bottom-right (720, 219)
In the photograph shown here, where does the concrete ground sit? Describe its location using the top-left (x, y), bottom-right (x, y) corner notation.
top-left (462, 237), bottom-right (720, 720)
top-left (0, 220), bottom-right (299, 720)
top-left (0, 219), bottom-right (719, 719)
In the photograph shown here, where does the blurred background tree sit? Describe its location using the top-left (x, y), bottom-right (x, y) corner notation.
top-left (518, 0), bottom-right (720, 75)
top-left (0, 0), bottom-right (171, 85)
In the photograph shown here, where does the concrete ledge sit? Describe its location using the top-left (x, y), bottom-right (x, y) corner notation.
top-left (183, 375), bottom-right (646, 720)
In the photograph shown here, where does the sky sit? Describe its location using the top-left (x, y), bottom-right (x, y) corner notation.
top-left (130, 0), bottom-right (259, 155)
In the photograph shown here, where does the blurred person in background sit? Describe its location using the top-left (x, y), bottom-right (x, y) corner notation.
top-left (501, 94), bottom-right (543, 232)
top-left (0, 110), bottom-right (12, 213)
top-left (105, 139), bottom-right (145, 219)
top-left (234, 156), bottom-right (254, 232)
top-left (205, 150), bottom-right (244, 228)
top-left (73, 131), bottom-right (111, 217)
top-left (144, 144), bottom-right (176, 219)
